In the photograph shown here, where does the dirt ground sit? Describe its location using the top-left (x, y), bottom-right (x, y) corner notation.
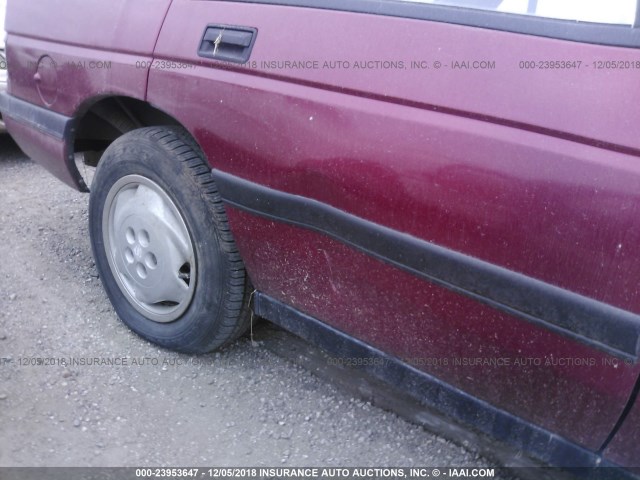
top-left (0, 135), bottom-right (500, 470)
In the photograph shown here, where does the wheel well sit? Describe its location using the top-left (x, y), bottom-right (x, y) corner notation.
top-left (72, 96), bottom-right (182, 184)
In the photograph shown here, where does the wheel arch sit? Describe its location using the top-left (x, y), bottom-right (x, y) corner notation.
top-left (71, 95), bottom-right (202, 189)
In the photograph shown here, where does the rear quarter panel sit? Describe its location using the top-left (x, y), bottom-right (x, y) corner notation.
top-left (4, 0), bottom-right (172, 114)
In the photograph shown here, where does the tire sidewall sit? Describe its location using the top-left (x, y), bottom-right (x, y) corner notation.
top-left (89, 133), bottom-right (229, 351)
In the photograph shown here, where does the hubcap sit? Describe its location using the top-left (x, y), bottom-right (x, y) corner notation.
top-left (102, 175), bottom-right (196, 323)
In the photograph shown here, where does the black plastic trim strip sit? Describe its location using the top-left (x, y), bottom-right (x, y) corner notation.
top-left (213, 169), bottom-right (640, 361)
top-left (254, 292), bottom-right (636, 476)
top-left (0, 92), bottom-right (73, 140)
top-left (220, 0), bottom-right (640, 48)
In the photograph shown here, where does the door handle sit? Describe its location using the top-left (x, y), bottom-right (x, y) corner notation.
top-left (198, 25), bottom-right (257, 64)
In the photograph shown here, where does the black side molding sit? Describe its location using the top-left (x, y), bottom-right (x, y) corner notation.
top-left (254, 292), bottom-right (635, 476)
top-left (212, 169), bottom-right (640, 361)
top-left (0, 92), bottom-right (73, 140)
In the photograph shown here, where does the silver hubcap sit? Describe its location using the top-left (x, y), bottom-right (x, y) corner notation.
top-left (103, 175), bottom-right (196, 323)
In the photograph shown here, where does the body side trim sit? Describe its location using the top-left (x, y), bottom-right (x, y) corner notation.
top-left (213, 169), bottom-right (640, 361)
top-left (0, 92), bottom-right (87, 191)
top-left (254, 292), bottom-right (634, 475)
top-left (0, 91), bottom-right (73, 140)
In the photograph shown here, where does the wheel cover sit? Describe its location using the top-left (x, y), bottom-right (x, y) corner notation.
top-left (102, 175), bottom-right (197, 323)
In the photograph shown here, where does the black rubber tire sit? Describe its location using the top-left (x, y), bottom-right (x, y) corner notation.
top-left (89, 126), bottom-right (251, 353)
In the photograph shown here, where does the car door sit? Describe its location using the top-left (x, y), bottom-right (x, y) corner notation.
top-left (148, 0), bottom-right (640, 458)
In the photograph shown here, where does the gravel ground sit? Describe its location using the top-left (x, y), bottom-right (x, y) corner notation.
top-left (0, 134), bottom-right (502, 470)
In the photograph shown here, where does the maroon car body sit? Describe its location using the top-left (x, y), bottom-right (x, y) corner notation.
top-left (2, 0), bottom-right (640, 473)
